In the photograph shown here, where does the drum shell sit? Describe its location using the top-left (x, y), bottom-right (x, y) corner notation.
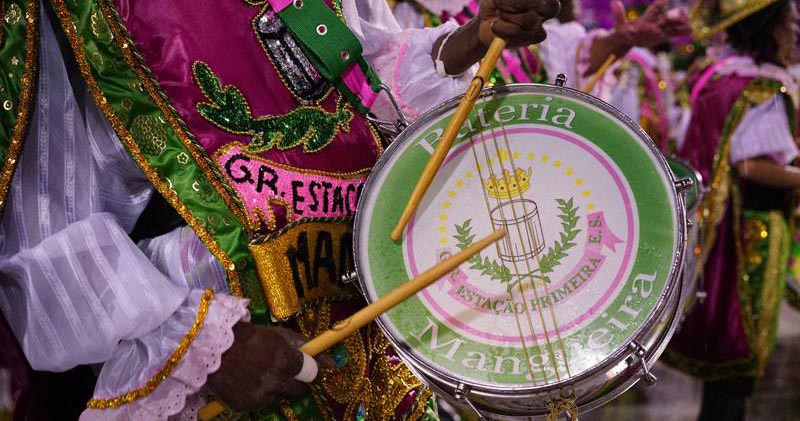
top-left (354, 83), bottom-right (688, 420)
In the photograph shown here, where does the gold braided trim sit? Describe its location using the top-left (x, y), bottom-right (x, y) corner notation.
top-left (0, 0), bottom-right (37, 213)
top-left (691, 0), bottom-right (782, 41)
top-left (86, 290), bottom-right (215, 409)
top-left (97, 0), bottom-right (254, 234)
top-left (50, 0), bottom-right (243, 296)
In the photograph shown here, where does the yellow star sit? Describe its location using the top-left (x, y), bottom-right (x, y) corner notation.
top-left (439, 214), bottom-right (448, 222)
top-left (565, 168), bottom-right (574, 176)
top-left (575, 178), bottom-right (584, 187)
top-left (438, 225), bottom-right (447, 233)
top-left (513, 151), bottom-right (521, 159)
top-left (554, 160), bottom-right (562, 168)
top-left (456, 180), bottom-right (464, 189)
top-left (526, 152), bottom-right (535, 160)
top-left (442, 201), bottom-right (452, 210)
top-left (587, 202), bottom-right (596, 211)
top-left (582, 190), bottom-right (591, 198)
top-left (541, 154), bottom-right (549, 163)
top-left (465, 171), bottom-right (474, 179)
top-left (448, 190), bottom-right (456, 198)
top-left (498, 149), bottom-right (510, 162)
top-left (439, 237), bottom-right (447, 244)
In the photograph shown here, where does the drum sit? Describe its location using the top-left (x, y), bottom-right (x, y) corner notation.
top-left (354, 84), bottom-right (688, 420)
top-left (665, 157), bottom-right (706, 316)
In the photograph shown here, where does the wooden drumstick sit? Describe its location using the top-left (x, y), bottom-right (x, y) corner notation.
top-left (582, 54), bottom-right (617, 93)
top-left (390, 38), bottom-right (507, 242)
top-left (198, 229), bottom-right (507, 420)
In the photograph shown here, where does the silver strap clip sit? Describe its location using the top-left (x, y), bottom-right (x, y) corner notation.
top-left (366, 83), bottom-right (409, 139)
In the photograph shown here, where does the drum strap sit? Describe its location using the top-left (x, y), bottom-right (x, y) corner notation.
top-left (268, 0), bottom-right (383, 114)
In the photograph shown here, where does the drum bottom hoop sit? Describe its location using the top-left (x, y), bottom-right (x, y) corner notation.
top-left (397, 276), bottom-right (685, 421)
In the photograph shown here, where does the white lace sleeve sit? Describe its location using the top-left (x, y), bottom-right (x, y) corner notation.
top-left (344, 0), bottom-right (476, 120)
top-left (730, 94), bottom-right (799, 165)
top-left (0, 8), bottom-right (248, 420)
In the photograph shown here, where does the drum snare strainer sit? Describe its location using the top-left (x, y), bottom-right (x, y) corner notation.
top-left (355, 84), bottom-right (689, 420)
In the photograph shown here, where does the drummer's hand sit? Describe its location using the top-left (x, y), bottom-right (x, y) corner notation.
top-left (206, 324), bottom-right (317, 412)
top-left (433, 0), bottom-right (559, 76)
top-left (613, 0), bottom-right (691, 49)
top-left (477, 0), bottom-right (561, 47)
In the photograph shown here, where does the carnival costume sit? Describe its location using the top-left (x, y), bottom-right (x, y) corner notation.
top-left (0, 0), bottom-right (478, 419)
top-left (391, 0), bottom-right (588, 88)
top-left (664, 0), bottom-right (799, 382)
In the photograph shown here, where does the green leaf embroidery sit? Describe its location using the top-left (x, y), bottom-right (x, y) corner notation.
top-left (453, 198), bottom-right (581, 287)
top-left (192, 61), bottom-right (353, 153)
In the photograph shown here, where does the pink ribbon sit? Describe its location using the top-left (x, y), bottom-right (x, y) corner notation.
top-left (342, 65), bottom-right (379, 108)
top-left (267, 0), bottom-right (293, 12)
top-left (691, 56), bottom-right (737, 106)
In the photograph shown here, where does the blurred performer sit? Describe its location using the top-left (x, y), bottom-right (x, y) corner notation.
top-left (664, 1), bottom-right (800, 420)
top-left (393, 0), bottom-right (689, 90)
top-left (0, 0), bottom-right (558, 420)
top-left (581, 1), bottom-right (692, 152)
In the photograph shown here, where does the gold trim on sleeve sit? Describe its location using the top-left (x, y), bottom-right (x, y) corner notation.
top-left (86, 289), bottom-right (216, 410)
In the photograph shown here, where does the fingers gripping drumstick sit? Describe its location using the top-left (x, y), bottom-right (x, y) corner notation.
top-left (198, 229), bottom-right (507, 420)
top-left (390, 38), bottom-right (507, 242)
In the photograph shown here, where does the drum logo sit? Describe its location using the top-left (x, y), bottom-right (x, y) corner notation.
top-left (406, 129), bottom-right (635, 348)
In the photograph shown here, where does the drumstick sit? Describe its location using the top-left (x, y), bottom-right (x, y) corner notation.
top-left (198, 229), bottom-right (507, 420)
top-left (582, 54), bottom-right (617, 93)
top-left (390, 38), bottom-right (507, 242)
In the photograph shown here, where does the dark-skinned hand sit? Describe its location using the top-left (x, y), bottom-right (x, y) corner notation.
top-left (477, 0), bottom-right (562, 48)
top-left (434, 0), bottom-right (561, 75)
top-left (206, 323), bottom-right (317, 412)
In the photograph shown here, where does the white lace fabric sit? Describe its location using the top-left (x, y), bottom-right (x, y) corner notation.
top-left (80, 292), bottom-right (249, 420)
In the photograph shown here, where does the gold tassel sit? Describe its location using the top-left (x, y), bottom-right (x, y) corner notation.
top-left (546, 397), bottom-right (579, 421)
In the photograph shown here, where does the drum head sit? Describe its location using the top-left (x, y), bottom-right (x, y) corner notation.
top-left (355, 85), bottom-right (684, 393)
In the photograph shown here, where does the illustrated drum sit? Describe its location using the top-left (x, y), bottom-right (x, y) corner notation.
top-left (354, 84), bottom-right (688, 420)
top-left (666, 156), bottom-right (706, 316)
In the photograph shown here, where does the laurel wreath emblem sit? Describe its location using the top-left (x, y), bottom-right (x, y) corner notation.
top-left (453, 198), bottom-right (581, 291)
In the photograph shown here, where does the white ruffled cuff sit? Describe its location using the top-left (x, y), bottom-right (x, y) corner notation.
top-left (79, 291), bottom-right (250, 421)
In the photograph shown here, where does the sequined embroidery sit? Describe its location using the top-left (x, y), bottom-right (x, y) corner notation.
top-left (194, 62), bottom-right (354, 154)
top-left (249, 219), bottom-right (358, 320)
top-left (214, 143), bottom-right (367, 230)
top-left (130, 114), bottom-right (168, 156)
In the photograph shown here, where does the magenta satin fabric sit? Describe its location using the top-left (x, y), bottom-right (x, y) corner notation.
top-left (668, 75), bottom-right (753, 367)
top-left (111, 2), bottom-right (426, 419)
top-left (112, 0), bottom-right (381, 176)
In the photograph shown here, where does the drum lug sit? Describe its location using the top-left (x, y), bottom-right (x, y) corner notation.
top-left (340, 270), bottom-right (358, 285)
top-left (674, 177), bottom-right (694, 193)
top-left (340, 270), bottom-right (362, 293)
top-left (627, 342), bottom-right (657, 386)
top-left (555, 73), bottom-right (567, 87)
top-left (454, 383), bottom-right (487, 421)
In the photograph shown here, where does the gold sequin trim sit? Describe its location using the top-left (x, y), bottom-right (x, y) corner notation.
top-left (51, 1), bottom-right (243, 296)
top-left (86, 289), bottom-right (215, 409)
top-left (97, 0), bottom-right (256, 235)
top-left (0, 0), bottom-right (37, 212)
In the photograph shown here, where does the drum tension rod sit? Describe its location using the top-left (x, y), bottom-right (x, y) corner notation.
top-left (627, 342), bottom-right (657, 386)
top-left (674, 178), bottom-right (694, 193)
top-left (454, 383), bottom-right (487, 421)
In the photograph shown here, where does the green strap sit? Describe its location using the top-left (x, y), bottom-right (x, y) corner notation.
top-left (277, 0), bottom-right (361, 82)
